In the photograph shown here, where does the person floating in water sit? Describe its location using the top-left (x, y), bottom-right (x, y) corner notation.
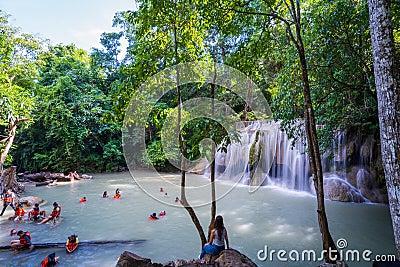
top-left (41, 252), bottom-right (59, 267)
top-left (114, 188), bottom-right (121, 199)
top-left (79, 197), bottom-right (86, 203)
top-left (11, 230), bottom-right (34, 251)
top-left (39, 202), bottom-right (61, 224)
top-left (200, 215), bottom-right (230, 259)
top-left (149, 213), bottom-right (158, 220)
top-left (160, 187), bottom-right (164, 192)
top-left (159, 210), bottom-right (166, 217)
top-left (102, 191), bottom-right (108, 198)
top-left (175, 197), bottom-right (180, 203)
top-left (66, 234), bottom-right (79, 253)
top-left (28, 203), bottom-right (46, 221)
top-left (0, 189), bottom-right (15, 216)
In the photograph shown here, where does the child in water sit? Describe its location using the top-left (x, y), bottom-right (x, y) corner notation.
top-left (114, 189), bottom-right (121, 199)
top-left (149, 213), bottom-right (158, 220)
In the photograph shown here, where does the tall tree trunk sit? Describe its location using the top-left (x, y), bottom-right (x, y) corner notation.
top-left (367, 0), bottom-right (400, 256)
top-left (288, 0), bottom-right (338, 262)
top-left (173, 21), bottom-right (207, 247)
top-left (208, 63), bottom-right (217, 240)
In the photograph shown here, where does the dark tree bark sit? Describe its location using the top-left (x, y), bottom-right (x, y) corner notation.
top-left (367, 0), bottom-right (400, 256)
top-left (287, 1), bottom-right (338, 262)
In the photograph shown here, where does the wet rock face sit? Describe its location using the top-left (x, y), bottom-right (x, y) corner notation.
top-left (322, 176), bottom-right (366, 203)
top-left (319, 130), bottom-right (388, 203)
top-left (356, 169), bottom-right (386, 203)
top-left (311, 169), bottom-right (388, 203)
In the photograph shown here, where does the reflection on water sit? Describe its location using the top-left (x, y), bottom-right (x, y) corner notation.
top-left (0, 171), bottom-right (396, 267)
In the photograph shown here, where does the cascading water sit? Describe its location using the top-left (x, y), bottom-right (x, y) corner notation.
top-left (214, 120), bottom-right (310, 191)
top-left (211, 121), bottom-right (386, 203)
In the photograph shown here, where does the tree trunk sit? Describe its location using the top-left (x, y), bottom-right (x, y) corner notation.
top-left (0, 166), bottom-right (24, 195)
top-left (288, 0), bottom-right (338, 262)
top-left (208, 65), bottom-right (217, 240)
top-left (173, 22), bottom-right (207, 247)
top-left (0, 122), bottom-right (17, 172)
top-left (367, 0), bottom-right (400, 255)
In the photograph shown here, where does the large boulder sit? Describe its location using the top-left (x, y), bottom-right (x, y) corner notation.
top-left (19, 196), bottom-right (45, 207)
top-left (116, 251), bottom-right (161, 267)
top-left (214, 249), bottom-right (258, 267)
top-left (24, 172), bottom-right (46, 182)
top-left (322, 175), bottom-right (365, 203)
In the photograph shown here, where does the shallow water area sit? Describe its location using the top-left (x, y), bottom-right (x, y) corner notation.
top-left (0, 171), bottom-right (396, 267)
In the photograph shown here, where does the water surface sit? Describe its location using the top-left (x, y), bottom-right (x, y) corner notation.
top-left (0, 171), bottom-right (396, 266)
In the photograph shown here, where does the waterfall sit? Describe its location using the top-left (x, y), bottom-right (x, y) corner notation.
top-left (208, 121), bottom-right (386, 203)
top-left (214, 120), bottom-right (310, 191)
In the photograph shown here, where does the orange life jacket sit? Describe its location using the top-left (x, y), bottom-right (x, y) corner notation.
top-left (51, 205), bottom-right (62, 218)
top-left (41, 257), bottom-right (49, 267)
top-left (114, 194), bottom-right (120, 199)
top-left (66, 239), bottom-right (78, 252)
top-left (66, 241), bottom-right (76, 250)
top-left (41, 252), bottom-right (57, 267)
top-left (79, 198), bottom-right (86, 203)
top-left (149, 216), bottom-right (158, 220)
top-left (31, 207), bottom-right (40, 216)
top-left (19, 232), bottom-right (31, 247)
top-left (4, 194), bottom-right (13, 203)
top-left (15, 207), bottom-right (25, 216)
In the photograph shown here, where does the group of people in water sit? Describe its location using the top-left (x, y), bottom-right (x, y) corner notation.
top-left (2, 184), bottom-right (232, 264)
top-left (8, 228), bottom-right (78, 266)
top-left (1, 187), bottom-right (123, 223)
top-left (0, 187), bottom-right (96, 266)
top-left (0, 189), bottom-right (61, 224)
top-left (101, 188), bottom-right (121, 199)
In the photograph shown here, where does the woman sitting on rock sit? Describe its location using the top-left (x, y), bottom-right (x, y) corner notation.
top-left (199, 215), bottom-right (231, 259)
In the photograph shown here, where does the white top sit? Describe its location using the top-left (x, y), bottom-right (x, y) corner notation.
top-left (212, 228), bottom-right (226, 247)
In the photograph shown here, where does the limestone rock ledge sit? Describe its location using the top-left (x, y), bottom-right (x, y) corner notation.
top-left (116, 249), bottom-right (257, 267)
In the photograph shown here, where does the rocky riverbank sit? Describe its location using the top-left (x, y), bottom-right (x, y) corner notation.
top-left (17, 171), bottom-right (93, 185)
top-left (115, 249), bottom-right (258, 267)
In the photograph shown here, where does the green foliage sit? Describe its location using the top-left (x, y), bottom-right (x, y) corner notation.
top-left (0, 12), bottom-right (41, 168)
top-left (212, 0), bottom-right (380, 151)
top-left (3, 0), bottom-right (397, 176)
top-left (13, 44), bottom-right (125, 172)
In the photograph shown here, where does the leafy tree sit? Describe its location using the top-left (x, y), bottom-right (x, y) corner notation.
top-left (127, 0), bottom-right (209, 246)
top-left (209, 0), bottom-right (340, 262)
top-left (14, 44), bottom-right (124, 173)
top-left (0, 12), bottom-right (40, 171)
